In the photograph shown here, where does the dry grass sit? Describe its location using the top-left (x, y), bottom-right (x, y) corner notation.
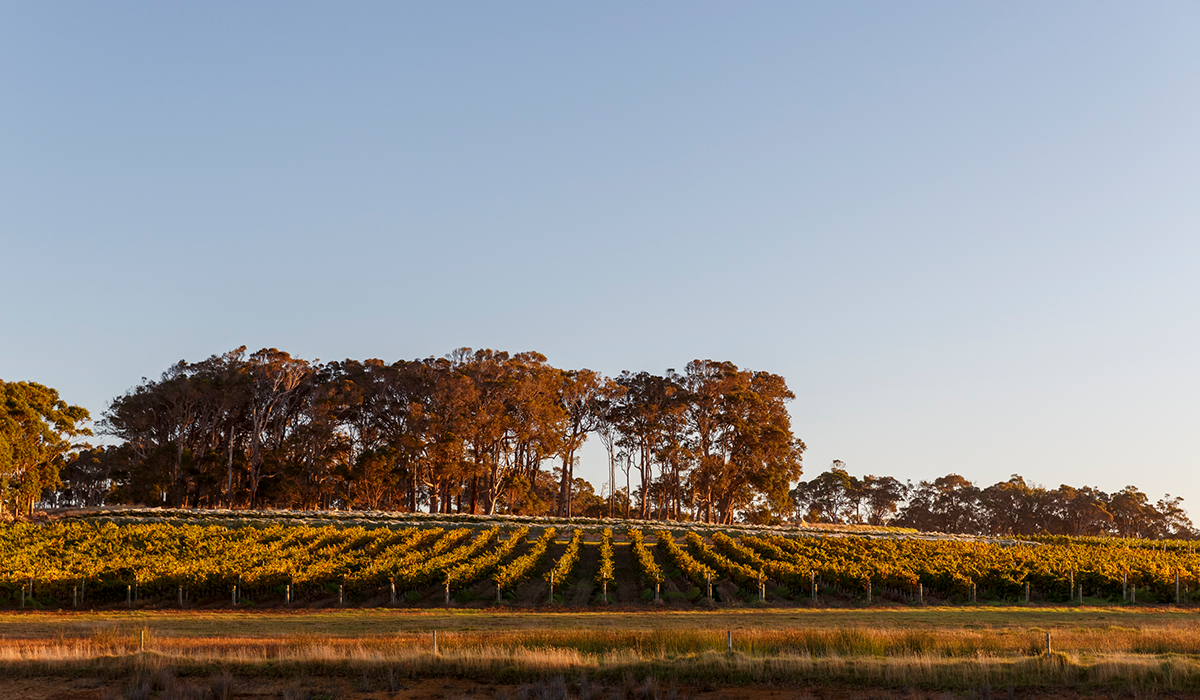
top-left (4, 624), bottom-right (1200, 692)
top-left (5, 608), bottom-right (1200, 694)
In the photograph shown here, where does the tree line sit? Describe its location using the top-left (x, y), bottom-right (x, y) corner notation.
top-left (49, 347), bottom-right (803, 524)
top-left (792, 461), bottom-right (1194, 538)
top-left (6, 346), bottom-right (1193, 537)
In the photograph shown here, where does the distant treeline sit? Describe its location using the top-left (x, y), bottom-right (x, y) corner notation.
top-left (51, 347), bottom-right (803, 524)
top-left (793, 462), bottom-right (1193, 539)
top-left (5, 347), bottom-right (1192, 536)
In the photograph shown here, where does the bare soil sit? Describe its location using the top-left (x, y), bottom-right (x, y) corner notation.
top-left (0, 675), bottom-right (1183, 700)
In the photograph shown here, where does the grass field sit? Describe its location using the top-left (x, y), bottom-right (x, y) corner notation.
top-left (5, 606), bottom-right (1200, 699)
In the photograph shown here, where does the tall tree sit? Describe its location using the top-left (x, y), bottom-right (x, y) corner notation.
top-left (0, 380), bottom-right (91, 515)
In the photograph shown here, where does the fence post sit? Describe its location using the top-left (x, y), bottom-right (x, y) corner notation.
top-left (866, 580), bottom-right (872, 604)
top-left (391, 580), bottom-right (396, 605)
top-left (811, 571), bottom-right (817, 603)
top-left (444, 578), bottom-right (450, 605)
top-left (127, 585), bottom-right (132, 608)
top-left (549, 571), bottom-right (554, 605)
top-left (73, 587), bottom-right (78, 608)
top-left (654, 581), bottom-right (660, 603)
top-left (602, 579), bottom-right (607, 603)
top-left (1024, 581), bottom-right (1030, 604)
top-left (20, 586), bottom-right (24, 608)
top-left (286, 583), bottom-right (292, 605)
top-left (726, 630), bottom-right (732, 653)
top-left (1045, 632), bottom-right (1051, 656)
top-left (339, 583), bottom-right (344, 606)
top-left (432, 630), bottom-right (438, 655)
top-left (231, 585), bottom-right (237, 606)
top-left (759, 572), bottom-right (765, 602)
top-left (139, 629), bottom-right (145, 653)
top-left (918, 582), bottom-right (923, 606)
top-left (178, 585), bottom-right (183, 607)
top-left (1123, 573), bottom-right (1128, 601)
top-left (707, 572), bottom-right (712, 601)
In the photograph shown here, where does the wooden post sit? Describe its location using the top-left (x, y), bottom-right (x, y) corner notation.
top-left (654, 581), bottom-right (660, 603)
top-left (1078, 584), bottom-right (1083, 605)
top-left (758, 572), bottom-right (765, 602)
top-left (444, 578), bottom-right (450, 605)
top-left (866, 581), bottom-right (872, 604)
top-left (707, 572), bottom-right (712, 601)
top-left (20, 586), bottom-right (24, 608)
top-left (602, 579), bottom-right (607, 603)
top-left (1025, 581), bottom-right (1030, 604)
top-left (178, 585), bottom-right (183, 607)
top-left (726, 630), bottom-right (732, 653)
top-left (811, 571), bottom-right (817, 602)
top-left (391, 581), bottom-right (396, 605)
top-left (139, 629), bottom-right (145, 653)
top-left (432, 630), bottom-right (438, 655)
top-left (1123, 572), bottom-right (1128, 601)
top-left (231, 585), bottom-right (237, 606)
top-left (918, 582), bottom-right (924, 606)
top-left (73, 587), bottom-right (77, 608)
top-left (1132, 584), bottom-right (1136, 604)
top-left (127, 585), bottom-right (132, 608)
top-left (549, 571), bottom-right (554, 604)
top-left (1045, 632), bottom-right (1051, 656)
top-left (286, 583), bottom-right (292, 605)
top-left (339, 583), bottom-right (344, 606)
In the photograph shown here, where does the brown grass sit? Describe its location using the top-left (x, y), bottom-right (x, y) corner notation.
top-left (4, 607), bottom-right (1200, 693)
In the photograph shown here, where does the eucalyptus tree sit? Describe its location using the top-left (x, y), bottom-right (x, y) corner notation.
top-left (554, 368), bottom-right (606, 517)
top-left (0, 380), bottom-right (91, 515)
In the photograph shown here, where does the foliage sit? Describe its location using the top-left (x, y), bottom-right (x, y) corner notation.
top-left (545, 528), bottom-right (584, 586)
top-left (495, 527), bottom-right (556, 591)
top-left (0, 380), bottom-right (90, 516)
top-left (655, 530), bottom-right (715, 589)
top-left (595, 527), bottom-right (615, 587)
top-left (627, 529), bottom-right (663, 585)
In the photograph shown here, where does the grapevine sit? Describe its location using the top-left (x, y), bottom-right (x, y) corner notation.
top-left (628, 529), bottom-right (664, 585)
top-left (495, 528), bottom-right (557, 592)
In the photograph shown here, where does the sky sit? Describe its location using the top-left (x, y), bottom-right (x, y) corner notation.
top-left (2, 3), bottom-right (1199, 513)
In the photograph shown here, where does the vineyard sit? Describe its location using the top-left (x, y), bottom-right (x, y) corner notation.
top-left (4, 511), bottom-right (1200, 610)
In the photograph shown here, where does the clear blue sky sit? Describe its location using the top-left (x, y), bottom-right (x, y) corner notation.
top-left (3, 3), bottom-right (1198, 512)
